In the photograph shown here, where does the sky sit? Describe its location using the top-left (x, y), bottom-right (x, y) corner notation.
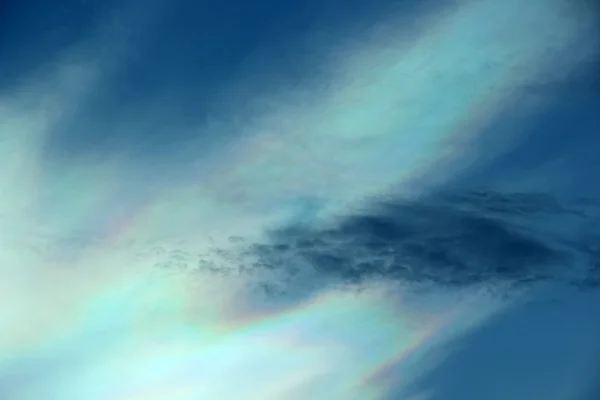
top-left (1, 0), bottom-right (599, 399)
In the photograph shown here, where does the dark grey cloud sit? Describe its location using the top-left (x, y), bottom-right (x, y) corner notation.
top-left (256, 192), bottom-right (599, 292)
top-left (152, 191), bottom-right (600, 297)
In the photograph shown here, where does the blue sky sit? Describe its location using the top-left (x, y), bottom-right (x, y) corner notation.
top-left (1, 0), bottom-right (599, 399)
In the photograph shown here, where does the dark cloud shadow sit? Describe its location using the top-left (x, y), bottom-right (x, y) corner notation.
top-left (178, 191), bottom-right (599, 303)
top-left (135, 190), bottom-right (598, 326)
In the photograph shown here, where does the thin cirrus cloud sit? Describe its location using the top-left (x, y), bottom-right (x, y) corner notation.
top-left (0, 0), bottom-right (598, 399)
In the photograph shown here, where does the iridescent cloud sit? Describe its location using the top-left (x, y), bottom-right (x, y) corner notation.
top-left (1, 0), bottom-right (597, 398)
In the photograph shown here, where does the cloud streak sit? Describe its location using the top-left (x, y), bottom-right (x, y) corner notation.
top-left (1, 0), bottom-right (599, 398)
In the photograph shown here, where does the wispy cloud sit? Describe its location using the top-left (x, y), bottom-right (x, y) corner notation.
top-left (1, 0), bottom-right (598, 398)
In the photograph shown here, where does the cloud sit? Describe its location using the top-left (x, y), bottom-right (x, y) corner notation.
top-left (220, 192), bottom-right (597, 297)
top-left (1, 0), bottom-right (599, 398)
top-left (127, 190), bottom-right (600, 306)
